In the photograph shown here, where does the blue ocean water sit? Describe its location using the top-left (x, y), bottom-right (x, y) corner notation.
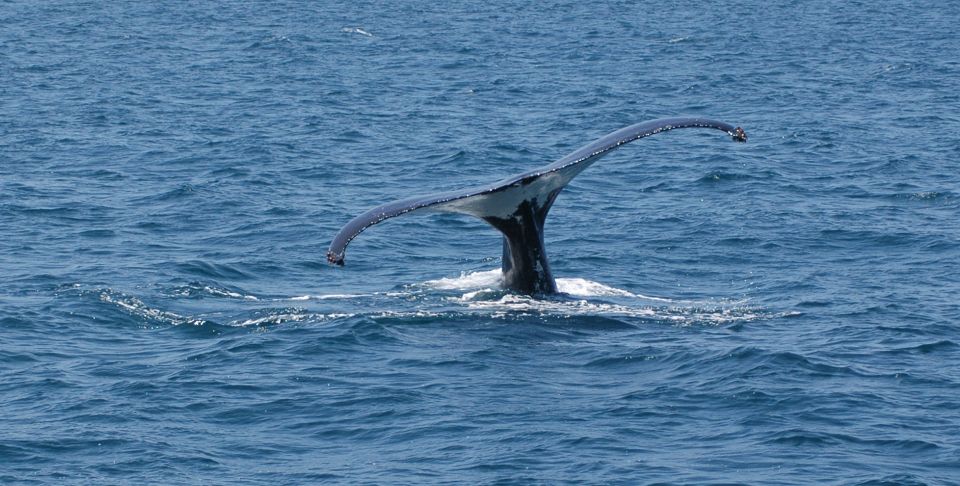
top-left (2, 0), bottom-right (959, 483)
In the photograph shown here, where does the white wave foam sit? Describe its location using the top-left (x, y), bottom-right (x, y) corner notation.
top-left (203, 286), bottom-right (258, 301)
top-left (281, 293), bottom-right (371, 301)
top-left (460, 294), bottom-right (763, 324)
top-left (230, 312), bottom-right (355, 327)
top-left (232, 312), bottom-right (307, 327)
top-left (372, 310), bottom-right (442, 319)
top-left (461, 294), bottom-right (654, 318)
top-left (169, 284), bottom-right (259, 301)
top-left (101, 292), bottom-right (206, 326)
top-left (341, 27), bottom-right (373, 37)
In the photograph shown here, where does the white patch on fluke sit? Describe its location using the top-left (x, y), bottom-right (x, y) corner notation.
top-left (439, 171), bottom-right (570, 220)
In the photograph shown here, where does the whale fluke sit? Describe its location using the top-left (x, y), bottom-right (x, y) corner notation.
top-left (328, 117), bottom-right (747, 295)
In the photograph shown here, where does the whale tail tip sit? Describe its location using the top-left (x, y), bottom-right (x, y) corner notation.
top-left (733, 126), bottom-right (747, 142)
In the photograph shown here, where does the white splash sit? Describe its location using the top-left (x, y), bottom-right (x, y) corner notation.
top-left (556, 278), bottom-right (676, 302)
top-left (418, 269), bottom-right (762, 324)
top-left (555, 278), bottom-right (635, 297)
top-left (421, 268), bottom-right (676, 302)
top-left (423, 269), bottom-right (502, 290)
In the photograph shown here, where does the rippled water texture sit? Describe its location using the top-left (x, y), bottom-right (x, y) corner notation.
top-left (2, 1), bottom-right (959, 483)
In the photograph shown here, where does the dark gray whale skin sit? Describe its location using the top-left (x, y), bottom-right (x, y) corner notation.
top-left (327, 117), bottom-right (747, 295)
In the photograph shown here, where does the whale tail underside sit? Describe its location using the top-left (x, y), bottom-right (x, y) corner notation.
top-left (327, 117), bottom-right (747, 295)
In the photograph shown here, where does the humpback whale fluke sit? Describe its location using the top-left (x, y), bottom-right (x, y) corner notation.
top-left (328, 117), bottom-right (747, 295)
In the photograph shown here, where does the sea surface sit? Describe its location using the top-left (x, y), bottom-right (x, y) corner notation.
top-left (2, 1), bottom-right (959, 484)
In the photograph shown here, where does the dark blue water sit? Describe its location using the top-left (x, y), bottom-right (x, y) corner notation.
top-left (3, 1), bottom-right (959, 483)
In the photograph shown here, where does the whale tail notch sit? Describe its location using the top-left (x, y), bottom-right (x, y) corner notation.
top-left (327, 117), bottom-right (747, 295)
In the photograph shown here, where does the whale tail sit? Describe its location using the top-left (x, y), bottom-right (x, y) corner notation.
top-left (327, 117), bottom-right (747, 295)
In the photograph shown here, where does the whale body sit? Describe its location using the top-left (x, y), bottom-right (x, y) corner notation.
top-left (328, 117), bottom-right (747, 295)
